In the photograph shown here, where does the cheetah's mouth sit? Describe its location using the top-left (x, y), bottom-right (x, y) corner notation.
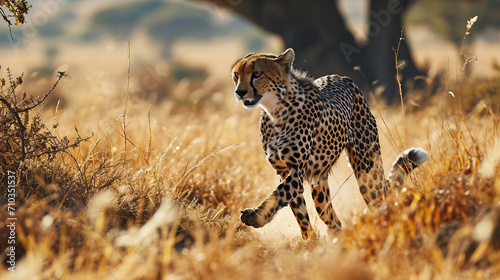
top-left (242, 94), bottom-right (262, 108)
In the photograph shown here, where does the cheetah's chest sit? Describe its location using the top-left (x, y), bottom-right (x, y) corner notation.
top-left (261, 89), bottom-right (350, 181)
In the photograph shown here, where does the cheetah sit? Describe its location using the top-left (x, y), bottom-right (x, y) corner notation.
top-left (231, 48), bottom-right (429, 239)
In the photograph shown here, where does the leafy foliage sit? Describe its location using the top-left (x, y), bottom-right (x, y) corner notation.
top-left (0, 0), bottom-right (31, 25)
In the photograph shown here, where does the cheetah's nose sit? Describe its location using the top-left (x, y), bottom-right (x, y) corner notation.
top-left (235, 89), bottom-right (248, 98)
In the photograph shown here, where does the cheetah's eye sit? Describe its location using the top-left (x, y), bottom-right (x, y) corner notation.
top-left (233, 72), bottom-right (239, 80)
top-left (252, 71), bottom-right (263, 79)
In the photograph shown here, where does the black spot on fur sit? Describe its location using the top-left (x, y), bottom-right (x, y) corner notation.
top-left (317, 192), bottom-right (324, 203)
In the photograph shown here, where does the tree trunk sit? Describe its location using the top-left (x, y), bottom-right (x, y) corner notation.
top-left (362, 0), bottom-right (422, 102)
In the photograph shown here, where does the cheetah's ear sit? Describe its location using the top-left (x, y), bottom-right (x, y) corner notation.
top-left (276, 48), bottom-right (295, 73)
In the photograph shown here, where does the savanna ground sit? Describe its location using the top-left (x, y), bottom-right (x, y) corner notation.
top-left (1, 25), bottom-right (500, 280)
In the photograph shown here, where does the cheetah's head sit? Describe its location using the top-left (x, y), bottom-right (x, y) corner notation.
top-left (231, 48), bottom-right (295, 111)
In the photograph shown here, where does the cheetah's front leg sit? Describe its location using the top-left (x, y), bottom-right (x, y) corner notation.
top-left (240, 168), bottom-right (304, 229)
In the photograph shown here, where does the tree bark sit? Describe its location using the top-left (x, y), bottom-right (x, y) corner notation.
top-left (362, 0), bottom-right (422, 102)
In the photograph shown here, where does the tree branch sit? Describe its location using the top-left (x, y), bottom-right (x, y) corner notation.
top-left (18, 71), bottom-right (67, 113)
top-left (0, 7), bottom-right (14, 44)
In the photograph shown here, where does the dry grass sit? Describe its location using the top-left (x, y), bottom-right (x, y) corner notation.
top-left (1, 42), bottom-right (500, 279)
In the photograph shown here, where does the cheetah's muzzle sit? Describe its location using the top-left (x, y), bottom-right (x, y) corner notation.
top-left (242, 93), bottom-right (262, 108)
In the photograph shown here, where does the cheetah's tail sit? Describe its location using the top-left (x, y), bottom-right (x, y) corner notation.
top-left (388, 147), bottom-right (429, 188)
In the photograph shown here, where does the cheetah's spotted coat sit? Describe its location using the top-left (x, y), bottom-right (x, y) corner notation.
top-left (231, 48), bottom-right (428, 239)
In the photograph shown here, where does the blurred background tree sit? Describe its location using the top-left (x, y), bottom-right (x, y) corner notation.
top-left (205, 0), bottom-right (497, 102)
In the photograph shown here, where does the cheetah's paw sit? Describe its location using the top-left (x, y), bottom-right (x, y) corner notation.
top-left (240, 208), bottom-right (266, 228)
